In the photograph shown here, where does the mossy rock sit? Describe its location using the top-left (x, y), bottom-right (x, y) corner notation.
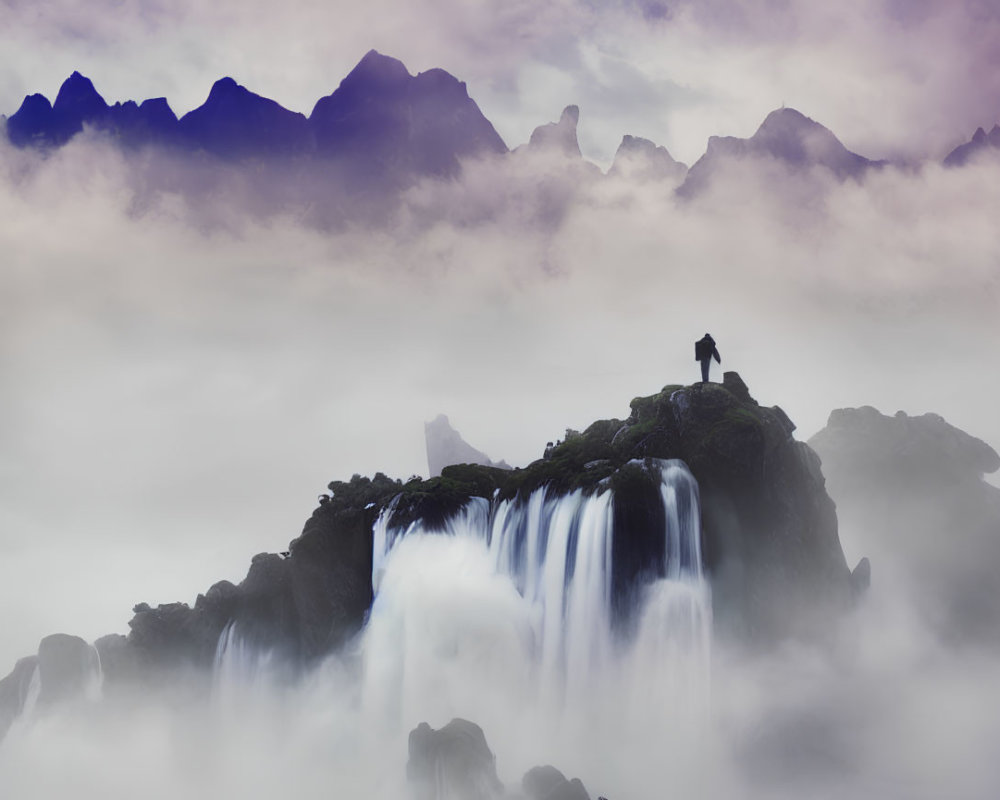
top-left (391, 464), bottom-right (510, 530)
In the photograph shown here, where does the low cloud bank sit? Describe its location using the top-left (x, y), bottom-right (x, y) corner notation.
top-left (0, 134), bottom-right (996, 701)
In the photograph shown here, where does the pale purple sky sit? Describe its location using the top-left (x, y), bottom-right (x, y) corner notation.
top-left (2, 0), bottom-right (999, 164)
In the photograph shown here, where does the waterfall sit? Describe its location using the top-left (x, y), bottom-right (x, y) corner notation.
top-left (365, 458), bottom-right (712, 725)
top-left (213, 621), bottom-right (282, 701)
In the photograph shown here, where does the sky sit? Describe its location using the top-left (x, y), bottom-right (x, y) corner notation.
top-left (2, 0), bottom-right (1000, 165)
top-left (0, 0), bottom-right (999, 722)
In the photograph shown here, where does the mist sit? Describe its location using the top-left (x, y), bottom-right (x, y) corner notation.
top-left (1, 92), bottom-right (999, 796)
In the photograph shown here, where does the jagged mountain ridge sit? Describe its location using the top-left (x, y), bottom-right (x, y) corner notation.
top-left (944, 123), bottom-right (1000, 167)
top-left (5, 51), bottom-right (507, 182)
top-left (4, 55), bottom-right (996, 222)
top-left (677, 107), bottom-right (885, 197)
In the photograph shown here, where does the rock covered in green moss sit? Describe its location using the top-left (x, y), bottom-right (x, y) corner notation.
top-left (371, 371), bottom-right (852, 643)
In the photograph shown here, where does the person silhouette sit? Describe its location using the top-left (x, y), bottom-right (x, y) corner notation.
top-left (695, 333), bottom-right (721, 382)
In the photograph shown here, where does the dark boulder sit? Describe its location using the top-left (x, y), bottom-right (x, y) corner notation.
top-left (523, 765), bottom-right (592, 800)
top-left (407, 718), bottom-right (504, 800)
top-left (36, 633), bottom-right (100, 707)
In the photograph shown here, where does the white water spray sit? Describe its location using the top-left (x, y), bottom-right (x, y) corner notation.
top-left (363, 458), bottom-right (712, 736)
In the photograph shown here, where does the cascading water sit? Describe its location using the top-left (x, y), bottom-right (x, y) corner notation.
top-left (202, 458), bottom-right (712, 796)
top-left (213, 620), bottom-right (286, 704)
top-left (362, 458), bottom-right (712, 736)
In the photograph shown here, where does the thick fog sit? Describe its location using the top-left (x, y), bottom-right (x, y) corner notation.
top-left (1, 127), bottom-right (997, 670)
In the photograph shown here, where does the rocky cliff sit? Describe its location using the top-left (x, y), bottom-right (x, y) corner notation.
top-left (810, 406), bottom-right (1000, 644)
top-left (0, 372), bottom-right (856, 732)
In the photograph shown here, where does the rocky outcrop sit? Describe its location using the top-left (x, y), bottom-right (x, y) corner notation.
top-left (944, 124), bottom-right (1000, 167)
top-left (522, 765), bottom-right (592, 800)
top-left (425, 413), bottom-right (511, 477)
top-left (5, 52), bottom-right (506, 173)
top-left (105, 476), bottom-right (394, 678)
top-left (810, 407), bottom-right (1000, 643)
top-left (35, 634), bottom-right (100, 707)
top-left (407, 719), bottom-right (504, 800)
top-left (678, 108), bottom-right (883, 198)
top-left (389, 372), bottom-right (852, 643)
top-left (526, 106), bottom-right (584, 158)
top-left (0, 634), bottom-right (102, 739)
top-left (0, 372), bottom-right (854, 723)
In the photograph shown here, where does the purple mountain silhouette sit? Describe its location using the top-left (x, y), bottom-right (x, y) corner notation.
top-left (177, 77), bottom-right (313, 158)
top-left (310, 50), bottom-right (507, 180)
top-left (678, 108), bottom-right (882, 197)
top-left (944, 124), bottom-right (1000, 167)
top-left (6, 71), bottom-right (179, 149)
top-left (4, 51), bottom-right (507, 180)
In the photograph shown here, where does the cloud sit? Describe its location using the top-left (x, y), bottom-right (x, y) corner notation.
top-left (1, 125), bottom-right (998, 670)
top-left (0, 91), bottom-right (999, 795)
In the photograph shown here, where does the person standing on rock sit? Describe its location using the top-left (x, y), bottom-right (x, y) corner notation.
top-left (695, 333), bottom-right (721, 382)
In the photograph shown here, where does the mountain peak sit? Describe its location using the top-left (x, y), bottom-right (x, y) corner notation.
top-left (757, 107), bottom-right (813, 128)
top-left (343, 50), bottom-right (411, 88)
top-left (206, 77), bottom-right (242, 100)
top-left (610, 134), bottom-right (687, 182)
top-left (944, 121), bottom-right (1000, 167)
top-left (752, 107), bottom-right (837, 148)
top-left (53, 71), bottom-right (107, 114)
top-left (527, 104), bottom-right (582, 157)
top-left (560, 105), bottom-right (580, 126)
top-left (679, 106), bottom-right (878, 196)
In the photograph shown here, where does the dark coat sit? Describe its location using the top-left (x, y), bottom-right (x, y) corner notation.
top-left (695, 335), bottom-right (721, 363)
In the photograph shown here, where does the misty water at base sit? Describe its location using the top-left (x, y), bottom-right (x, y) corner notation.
top-left (4, 464), bottom-right (1000, 799)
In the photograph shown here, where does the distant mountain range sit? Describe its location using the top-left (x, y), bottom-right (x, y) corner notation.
top-left (3, 50), bottom-right (996, 220)
top-left (5, 51), bottom-right (507, 183)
